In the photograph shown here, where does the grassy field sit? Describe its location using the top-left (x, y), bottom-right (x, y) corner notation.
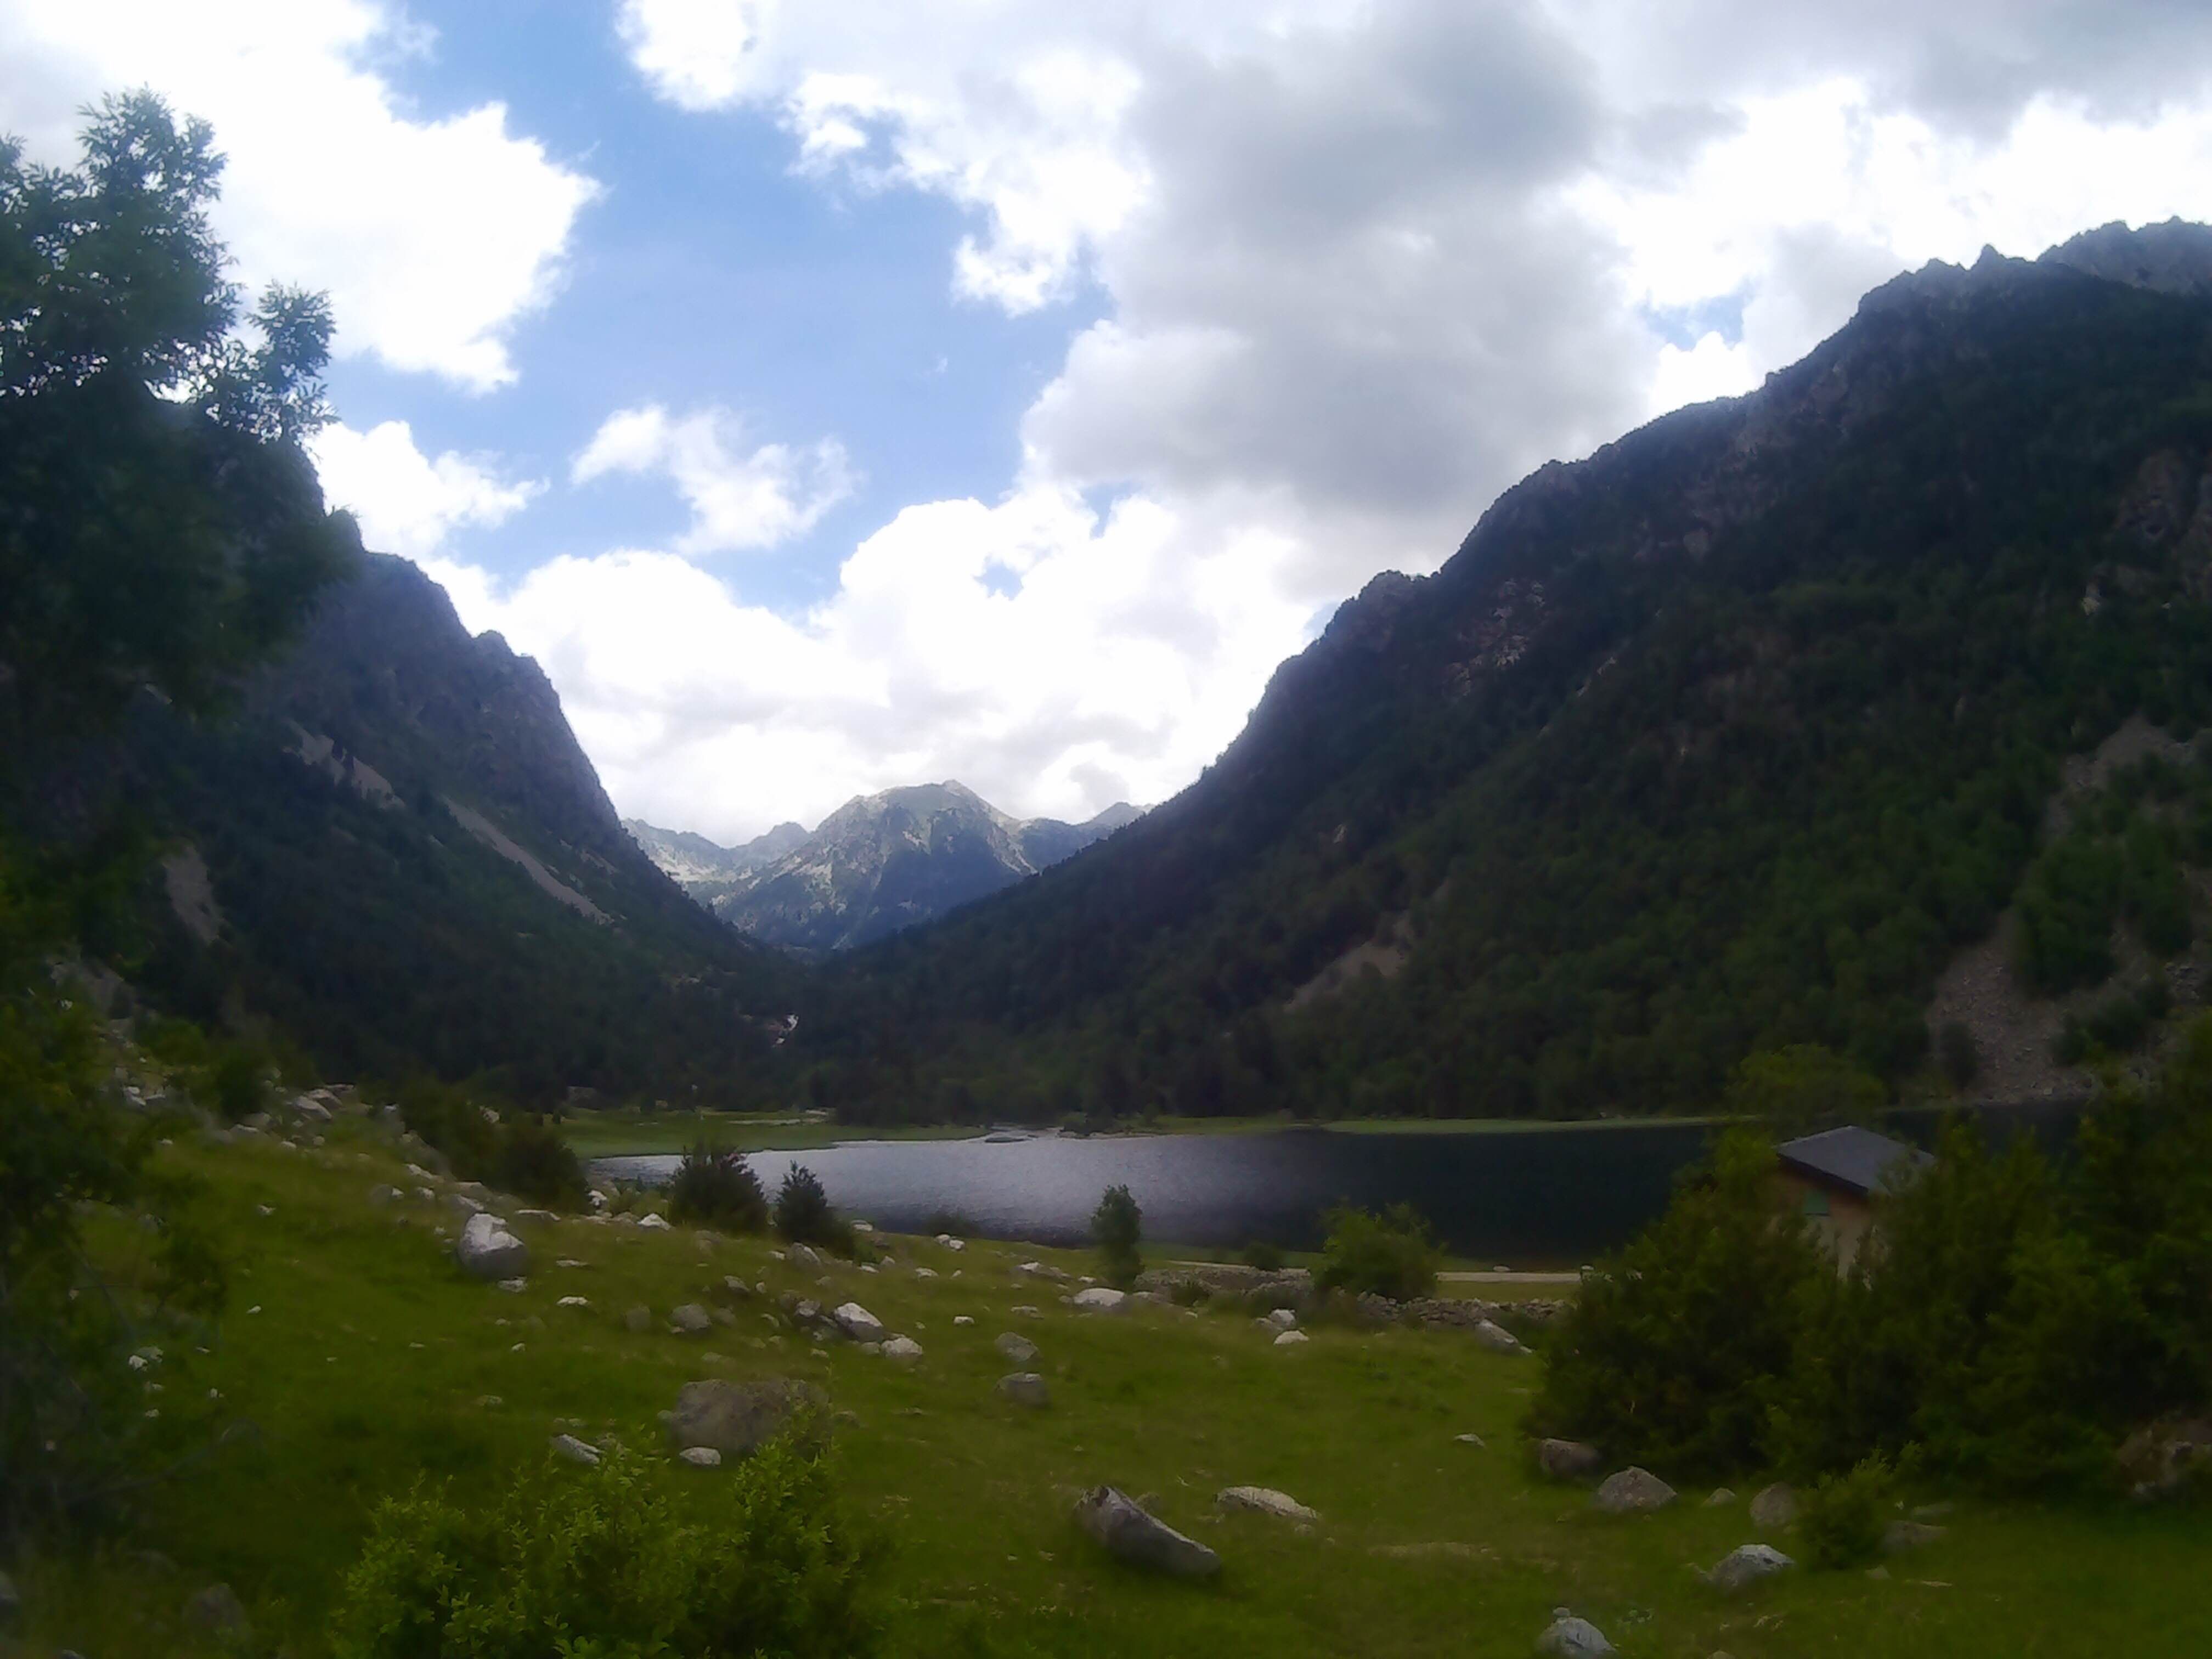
top-left (11, 1118), bottom-right (2209, 1659)
top-left (561, 1109), bottom-right (1728, 1158)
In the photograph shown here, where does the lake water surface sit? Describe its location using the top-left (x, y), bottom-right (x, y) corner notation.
top-left (594, 1124), bottom-right (1717, 1262)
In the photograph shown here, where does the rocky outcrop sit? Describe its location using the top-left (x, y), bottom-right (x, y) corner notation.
top-left (1705, 1543), bottom-right (1795, 1593)
top-left (454, 1213), bottom-right (528, 1281)
top-left (1593, 1467), bottom-right (1677, 1514)
top-left (1073, 1486), bottom-right (1221, 1578)
top-left (667, 1378), bottom-right (825, 1458)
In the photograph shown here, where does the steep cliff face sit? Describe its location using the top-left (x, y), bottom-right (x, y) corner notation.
top-left (815, 222), bottom-right (2212, 1119)
top-left (130, 554), bottom-right (793, 1102)
top-left (679, 782), bottom-right (1141, 951)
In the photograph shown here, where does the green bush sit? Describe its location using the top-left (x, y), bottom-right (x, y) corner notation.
top-left (1724, 1046), bottom-right (1884, 1136)
top-left (1526, 1133), bottom-right (1826, 1476)
top-left (1316, 1203), bottom-right (1438, 1302)
top-left (489, 1118), bottom-right (589, 1210)
top-left (1799, 1456), bottom-right (1893, 1570)
top-left (670, 1140), bottom-right (769, 1232)
top-left (1240, 1239), bottom-right (1286, 1273)
top-left (1091, 1184), bottom-right (1143, 1288)
top-left (330, 1444), bottom-right (879, 1659)
top-left (775, 1165), bottom-right (847, 1252)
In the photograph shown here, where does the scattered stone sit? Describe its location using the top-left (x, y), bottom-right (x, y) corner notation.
top-left (952, 1314), bottom-right (975, 1327)
top-left (514, 1208), bottom-right (560, 1226)
top-left (789, 1243), bottom-right (827, 1274)
top-left (1883, 1520), bottom-right (1946, 1553)
top-left (1749, 1482), bottom-right (1799, 1531)
top-left (497, 1277), bottom-right (528, 1294)
top-left (1706, 1488), bottom-right (1737, 1506)
top-left (996, 1331), bottom-right (1040, 1365)
top-left (1217, 1486), bottom-right (1317, 1524)
top-left (668, 1378), bottom-right (826, 1457)
top-left (1265, 1307), bottom-right (1299, 1330)
top-left (1471, 1318), bottom-right (1528, 1355)
top-left (1455, 1433), bottom-right (1487, 1448)
top-left (1705, 1543), bottom-right (1795, 1593)
top-left (1273, 1330), bottom-right (1310, 1346)
top-left (1018, 1260), bottom-right (1069, 1282)
top-left (1593, 1467), bottom-right (1677, 1514)
top-left (669, 1304), bottom-right (713, 1335)
top-left (636, 1212), bottom-right (672, 1231)
top-left (445, 1192), bottom-right (485, 1218)
top-left (623, 1304), bottom-right (652, 1333)
top-left (1536, 1611), bottom-right (1613, 1657)
top-left (946, 1238), bottom-right (964, 1252)
top-left (997, 1372), bottom-right (1051, 1407)
top-left (1536, 1438), bottom-right (1602, 1481)
top-left (1072, 1286), bottom-right (1127, 1312)
top-left (368, 1184), bottom-right (400, 1206)
top-left (1011, 1304), bottom-right (1041, 1318)
top-left (454, 1212), bottom-right (529, 1281)
top-left (832, 1302), bottom-right (888, 1343)
top-left (184, 1583), bottom-right (251, 1637)
top-left (912, 1265), bottom-right (937, 1279)
top-left (882, 1335), bottom-right (923, 1363)
top-left (678, 1446), bottom-right (723, 1469)
top-left (551, 1433), bottom-right (601, 1465)
top-left (557, 1295), bottom-right (590, 1308)
top-left (1074, 1485), bottom-right (1221, 1578)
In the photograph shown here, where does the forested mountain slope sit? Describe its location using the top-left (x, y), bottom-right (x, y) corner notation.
top-left (126, 553), bottom-right (796, 1105)
top-left (808, 222), bottom-right (2212, 1123)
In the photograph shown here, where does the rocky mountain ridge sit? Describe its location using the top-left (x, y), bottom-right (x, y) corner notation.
top-left (634, 783), bottom-right (1141, 952)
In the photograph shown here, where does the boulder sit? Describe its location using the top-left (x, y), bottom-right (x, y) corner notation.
top-left (1471, 1319), bottom-right (1528, 1355)
top-left (1749, 1482), bottom-right (1798, 1531)
top-left (1072, 1287), bottom-right (1127, 1313)
top-left (1273, 1330), bottom-right (1310, 1346)
top-left (669, 1304), bottom-right (713, 1335)
top-left (997, 1372), bottom-right (1051, 1407)
top-left (1265, 1307), bottom-right (1299, 1330)
top-left (1593, 1467), bottom-right (1677, 1514)
top-left (636, 1212), bottom-right (671, 1231)
top-left (445, 1192), bottom-right (486, 1218)
top-left (2118, 1415), bottom-right (2212, 1500)
top-left (789, 1243), bottom-right (827, 1274)
top-left (1704, 1543), bottom-right (1795, 1593)
top-left (1536, 1611), bottom-right (1613, 1657)
top-left (678, 1446), bottom-right (723, 1469)
top-left (622, 1304), bottom-right (652, 1333)
top-left (1536, 1438), bottom-right (1602, 1481)
top-left (184, 1583), bottom-right (250, 1637)
top-left (882, 1335), bottom-right (923, 1363)
top-left (1455, 1432), bottom-right (1487, 1448)
top-left (1882, 1520), bottom-right (1946, 1553)
top-left (1018, 1260), bottom-right (1069, 1282)
top-left (668, 1378), bottom-right (825, 1457)
top-left (952, 1314), bottom-right (975, 1326)
top-left (551, 1433), bottom-right (601, 1465)
top-left (832, 1302), bottom-right (887, 1343)
top-left (1705, 1488), bottom-right (1737, 1506)
top-left (996, 1331), bottom-right (1040, 1365)
top-left (1217, 1485), bottom-right (1318, 1524)
top-left (454, 1212), bottom-right (529, 1281)
top-left (1073, 1485), bottom-right (1221, 1578)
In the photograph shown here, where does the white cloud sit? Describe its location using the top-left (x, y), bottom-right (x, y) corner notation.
top-left (309, 421), bottom-right (542, 557)
top-left (572, 404), bottom-right (856, 555)
top-left (0, 0), bottom-right (598, 390)
top-left (420, 485), bottom-right (1312, 840)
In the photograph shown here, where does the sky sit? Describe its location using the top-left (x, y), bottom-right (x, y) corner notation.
top-left (8, 3), bottom-right (2212, 843)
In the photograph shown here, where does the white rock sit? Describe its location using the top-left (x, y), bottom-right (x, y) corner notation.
top-left (1274, 1330), bottom-right (1310, 1346)
top-left (636, 1213), bottom-right (671, 1231)
top-left (832, 1302), bottom-right (887, 1342)
top-left (550, 1434), bottom-right (600, 1465)
top-left (881, 1335), bottom-right (923, 1363)
top-left (1265, 1307), bottom-right (1299, 1330)
top-left (557, 1296), bottom-right (590, 1308)
top-left (995, 1332), bottom-right (1040, 1364)
top-left (1471, 1318), bottom-right (1527, 1355)
top-left (1071, 1287), bottom-right (1127, 1313)
top-left (1537, 1612), bottom-right (1613, 1657)
top-left (912, 1266), bottom-right (938, 1279)
top-left (678, 1446), bottom-right (723, 1469)
top-left (455, 1213), bottom-right (529, 1281)
top-left (788, 1244), bottom-right (827, 1273)
top-left (1217, 1486), bottom-right (1318, 1524)
top-left (496, 1278), bottom-right (528, 1294)
top-left (669, 1304), bottom-right (713, 1334)
top-left (952, 1314), bottom-right (975, 1326)
top-left (946, 1238), bottom-right (964, 1252)
top-left (1706, 1542), bottom-right (1796, 1593)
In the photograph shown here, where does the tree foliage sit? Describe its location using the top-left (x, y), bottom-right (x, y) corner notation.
top-left (1091, 1183), bottom-right (1143, 1288)
top-left (1315, 1203), bottom-right (1440, 1302)
top-left (670, 1139), bottom-right (769, 1233)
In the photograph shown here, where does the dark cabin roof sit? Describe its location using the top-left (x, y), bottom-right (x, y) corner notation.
top-left (1776, 1126), bottom-right (1933, 1199)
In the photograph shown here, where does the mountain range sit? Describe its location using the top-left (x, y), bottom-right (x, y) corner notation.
top-left (628, 787), bottom-right (1143, 951)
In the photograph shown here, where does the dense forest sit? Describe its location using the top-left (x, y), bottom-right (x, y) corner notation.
top-left (795, 253), bottom-right (2212, 1125)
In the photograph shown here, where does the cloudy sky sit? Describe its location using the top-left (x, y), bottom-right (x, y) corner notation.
top-left (9, 2), bottom-right (2212, 842)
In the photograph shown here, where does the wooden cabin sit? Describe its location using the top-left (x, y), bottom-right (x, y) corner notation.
top-left (1775, 1125), bottom-right (1932, 1268)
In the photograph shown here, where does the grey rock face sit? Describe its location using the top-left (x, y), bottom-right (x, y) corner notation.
top-left (1073, 1485), bottom-right (1221, 1578)
top-left (454, 1212), bottom-right (529, 1280)
top-left (667, 1378), bottom-right (825, 1457)
top-left (184, 1583), bottom-right (251, 1637)
top-left (1536, 1438), bottom-right (1602, 1481)
top-left (1536, 1612), bottom-right (1613, 1656)
top-left (1749, 1482), bottom-right (1799, 1531)
top-left (832, 1302), bottom-right (887, 1342)
top-left (1593, 1466), bottom-right (1677, 1514)
top-left (1705, 1542), bottom-right (1795, 1593)
top-left (996, 1372), bottom-right (1051, 1407)
top-left (1217, 1485), bottom-right (1317, 1524)
top-left (996, 1331), bottom-right (1040, 1364)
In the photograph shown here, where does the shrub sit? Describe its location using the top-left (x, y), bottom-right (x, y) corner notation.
top-left (670, 1141), bottom-right (769, 1232)
top-left (1526, 1133), bottom-right (1826, 1476)
top-left (1091, 1184), bottom-right (1143, 1287)
top-left (1799, 1456), bottom-right (1893, 1570)
top-left (1724, 1046), bottom-right (1884, 1136)
top-left (1240, 1239), bottom-right (1286, 1273)
top-left (775, 1165), bottom-right (846, 1251)
top-left (489, 1118), bottom-right (589, 1210)
top-left (330, 1443), bottom-right (879, 1659)
top-left (1316, 1203), bottom-right (1438, 1302)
